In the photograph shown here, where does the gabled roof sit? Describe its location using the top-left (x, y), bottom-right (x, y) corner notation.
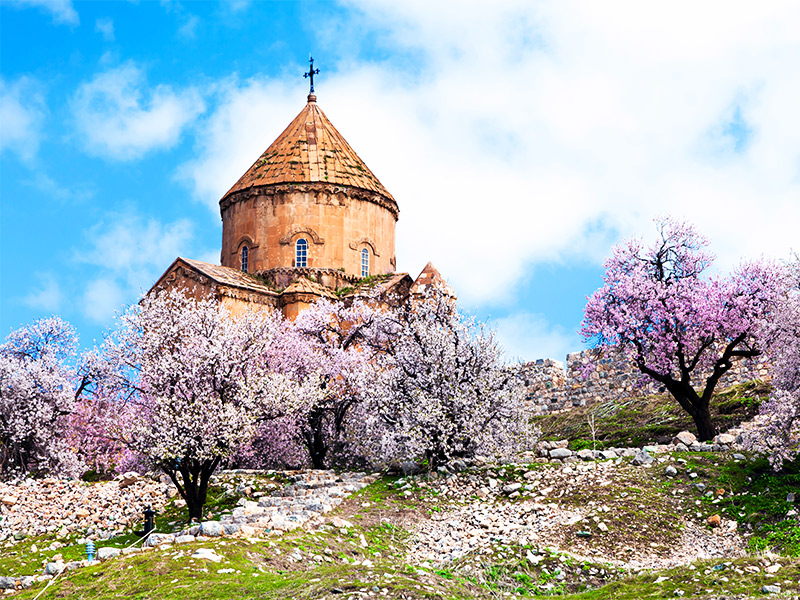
top-left (221, 95), bottom-right (395, 204)
top-left (410, 262), bottom-right (455, 297)
top-left (282, 276), bottom-right (338, 300)
top-left (153, 257), bottom-right (278, 297)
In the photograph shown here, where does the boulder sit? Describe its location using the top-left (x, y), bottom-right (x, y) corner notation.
top-left (673, 431), bottom-right (697, 446)
top-left (551, 439), bottom-right (569, 449)
top-left (548, 448), bottom-right (572, 459)
top-left (631, 451), bottom-right (654, 466)
top-left (599, 450), bottom-right (618, 460)
top-left (117, 472), bottom-right (141, 489)
top-left (673, 443), bottom-right (689, 452)
top-left (715, 434), bottom-right (735, 445)
top-left (400, 461), bottom-right (421, 476)
top-left (576, 449), bottom-right (595, 461)
top-left (200, 521), bottom-right (223, 537)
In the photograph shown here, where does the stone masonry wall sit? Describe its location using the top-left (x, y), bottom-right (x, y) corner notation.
top-left (521, 347), bottom-right (772, 415)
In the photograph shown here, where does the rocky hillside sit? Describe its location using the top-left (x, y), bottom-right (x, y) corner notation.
top-left (1, 389), bottom-right (798, 599)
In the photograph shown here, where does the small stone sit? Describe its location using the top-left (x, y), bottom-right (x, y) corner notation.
top-left (191, 548), bottom-right (223, 563)
top-left (576, 531), bottom-right (592, 538)
top-left (715, 434), bottom-right (735, 445)
top-left (706, 514), bottom-right (721, 527)
top-left (664, 466), bottom-right (678, 477)
top-left (217, 568), bottom-right (235, 574)
top-left (732, 453), bottom-right (746, 460)
top-left (174, 535), bottom-right (196, 544)
top-left (97, 547), bottom-right (121, 561)
top-left (1, 495), bottom-right (17, 507)
top-left (576, 449), bottom-right (595, 461)
top-left (762, 584), bottom-right (781, 594)
top-left (673, 442), bottom-right (689, 452)
top-left (598, 522), bottom-right (608, 532)
top-left (502, 483), bottom-right (522, 495)
top-left (632, 451), bottom-right (654, 466)
top-left (787, 493), bottom-right (795, 503)
top-left (673, 431), bottom-right (697, 446)
top-left (599, 450), bottom-right (618, 460)
top-left (765, 564), bottom-right (781, 574)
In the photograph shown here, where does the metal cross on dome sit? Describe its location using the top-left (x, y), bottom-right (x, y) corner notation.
top-left (304, 56), bottom-right (320, 93)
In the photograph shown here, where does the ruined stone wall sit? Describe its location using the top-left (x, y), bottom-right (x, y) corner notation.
top-left (522, 347), bottom-right (772, 415)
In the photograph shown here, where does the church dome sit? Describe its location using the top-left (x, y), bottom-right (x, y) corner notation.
top-left (219, 94), bottom-right (398, 281)
top-left (221, 94), bottom-right (396, 211)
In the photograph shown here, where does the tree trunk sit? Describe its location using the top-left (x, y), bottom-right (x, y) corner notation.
top-left (162, 457), bottom-right (219, 523)
top-left (669, 385), bottom-right (715, 441)
top-left (303, 409), bottom-right (328, 469)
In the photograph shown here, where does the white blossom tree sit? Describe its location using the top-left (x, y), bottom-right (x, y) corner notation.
top-left (366, 287), bottom-right (533, 469)
top-left (95, 289), bottom-right (312, 521)
top-left (0, 317), bottom-right (89, 478)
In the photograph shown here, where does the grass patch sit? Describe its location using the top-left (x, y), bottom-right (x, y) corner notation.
top-left (535, 380), bottom-right (770, 449)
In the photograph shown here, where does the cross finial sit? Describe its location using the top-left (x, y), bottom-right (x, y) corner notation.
top-left (304, 56), bottom-right (320, 97)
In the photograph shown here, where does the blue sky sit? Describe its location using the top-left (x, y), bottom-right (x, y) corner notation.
top-left (2, 1), bottom-right (799, 362)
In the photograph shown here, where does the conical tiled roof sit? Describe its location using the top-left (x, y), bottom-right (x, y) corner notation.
top-left (221, 94), bottom-right (395, 203)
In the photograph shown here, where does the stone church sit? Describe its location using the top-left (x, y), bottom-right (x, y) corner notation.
top-left (152, 88), bottom-right (448, 317)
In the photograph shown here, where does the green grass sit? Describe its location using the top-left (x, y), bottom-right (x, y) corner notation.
top-left (535, 380), bottom-right (770, 449)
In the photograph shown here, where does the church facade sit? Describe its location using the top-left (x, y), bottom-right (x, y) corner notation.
top-left (152, 89), bottom-right (448, 318)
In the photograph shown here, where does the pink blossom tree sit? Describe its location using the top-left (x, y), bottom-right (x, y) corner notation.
top-left (365, 287), bottom-right (533, 469)
top-left (95, 289), bottom-right (312, 521)
top-left (582, 218), bottom-right (784, 441)
top-left (743, 258), bottom-right (800, 467)
top-left (0, 317), bottom-right (90, 478)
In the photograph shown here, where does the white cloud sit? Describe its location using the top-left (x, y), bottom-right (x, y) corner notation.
top-left (0, 76), bottom-right (46, 161)
top-left (71, 62), bottom-right (205, 160)
top-left (177, 75), bottom-right (302, 211)
top-left (3, 0), bottom-right (79, 25)
top-left (493, 312), bottom-right (581, 364)
top-left (77, 211), bottom-right (195, 290)
top-left (94, 17), bottom-right (115, 42)
top-left (74, 210), bottom-right (214, 323)
top-left (178, 14), bottom-right (199, 39)
top-left (82, 278), bottom-right (125, 323)
top-left (21, 273), bottom-right (63, 313)
top-left (181, 1), bottom-right (800, 310)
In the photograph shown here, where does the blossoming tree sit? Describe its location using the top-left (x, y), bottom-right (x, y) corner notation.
top-left (743, 258), bottom-right (800, 467)
top-left (289, 297), bottom-right (390, 469)
top-left (582, 218), bottom-right (784, 441)
top-left (95, 289), bottom-right (311, 521)
top-left (0, 317), bottom-right (90, 478)
top-left (369, 287), bottom-right (532, 468)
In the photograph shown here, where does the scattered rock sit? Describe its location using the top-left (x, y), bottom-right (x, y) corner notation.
top-left (549, 448), bottom-right (572, 459)
top-left (502, 483), bottom-right (522, 495)
top-left (762, 584), bottom-right (781, 594)
top-left (191, 548), bottom-right (223, 563)
top-left (97, 547), bottom-right (121, 561)
top-left (632, 451), bottom-right (654, 466)
top-left (200, 521), bottom-right (223, 537)
top-left (706, 514), bottom-right (721, 527)
top-left (673, 431), bottom-right (697, 446)
top-left (664, 466), bottom-right (678, 477)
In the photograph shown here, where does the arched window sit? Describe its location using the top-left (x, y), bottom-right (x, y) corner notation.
top-left (361, 248), bottom-right (369, 278)
top-left (240, 245), bottom-right (249, 273)
top-left (295, 238), bottom-right (308, 267)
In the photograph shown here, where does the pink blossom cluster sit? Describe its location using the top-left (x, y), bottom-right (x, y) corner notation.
top-left (743, 258), bottom-right (800, 468)
top-left (582, 217), bottom-right (784, 440)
